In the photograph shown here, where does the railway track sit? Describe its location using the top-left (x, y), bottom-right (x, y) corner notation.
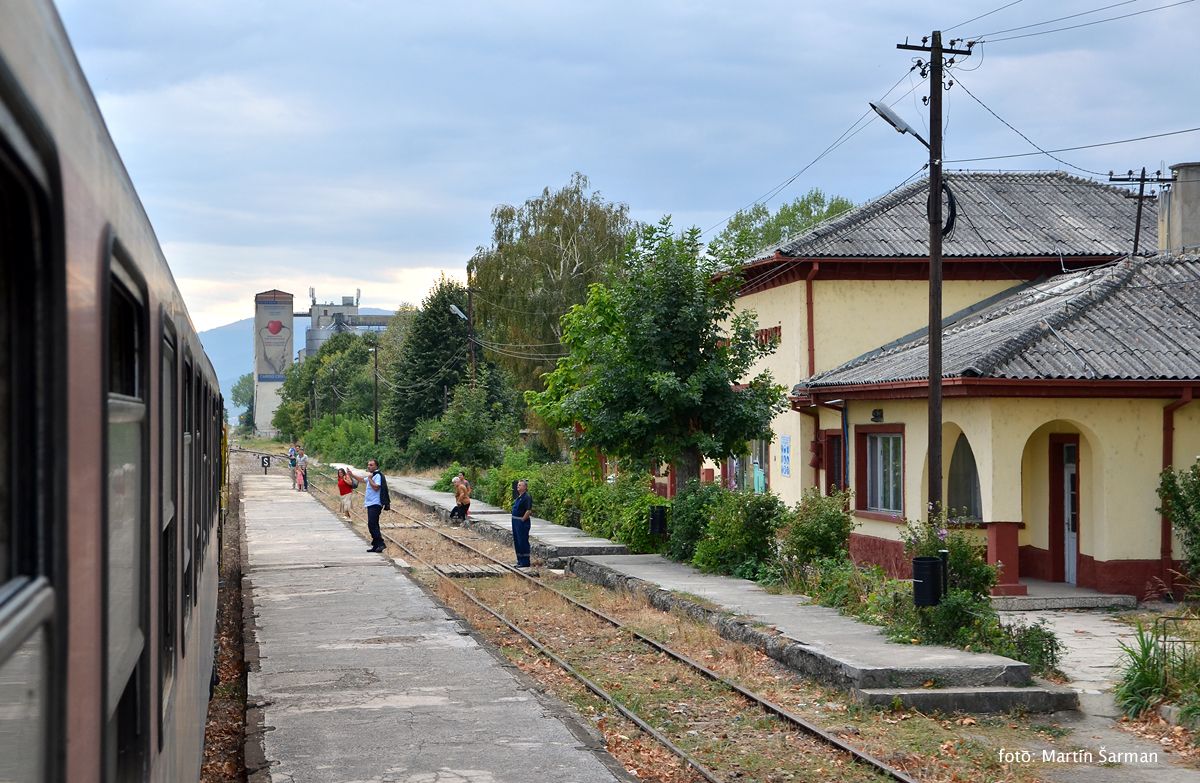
top-left (305, 472), bottom-right (918, 783)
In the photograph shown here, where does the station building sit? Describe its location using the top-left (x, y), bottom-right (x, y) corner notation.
top-left (720, 168), bottom-right (1199, 597)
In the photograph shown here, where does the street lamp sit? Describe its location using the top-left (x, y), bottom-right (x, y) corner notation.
top-left (450, 299), bottom-right (476, 387)
top-left (368, 347), bottom-right (378, 444)
top-left (870, 77), bottom-right (945, 516)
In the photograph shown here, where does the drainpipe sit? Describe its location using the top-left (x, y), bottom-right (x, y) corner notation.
top-left (805, 262), bottom-right (820, 377)
top-left (1162, 388), bottom-right (1195, 586)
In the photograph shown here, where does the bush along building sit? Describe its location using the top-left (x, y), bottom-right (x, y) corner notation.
top-left (789, 162), bottom-right (1200, 598)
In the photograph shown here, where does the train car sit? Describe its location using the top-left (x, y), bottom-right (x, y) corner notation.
top-left (0, 1), bottom-right (225, 780)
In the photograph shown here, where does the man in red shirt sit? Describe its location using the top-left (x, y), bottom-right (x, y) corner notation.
top-left (336, 468), bottom-right (356, 520)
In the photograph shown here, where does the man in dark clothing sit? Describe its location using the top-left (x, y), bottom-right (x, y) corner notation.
top-left (511, 479), bottom-right (532, 567)
top-left (361, 458), bottom-right (387, 553)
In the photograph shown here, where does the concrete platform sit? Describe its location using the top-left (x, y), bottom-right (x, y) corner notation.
top-left (391, 477), bottom-right (629, 563)
top-left (992, 579), bottom-right (1137, 611)
top-left (240, 475), bottom-right (628, 783)
top-left (569, 554), bottom-right (1077, 714)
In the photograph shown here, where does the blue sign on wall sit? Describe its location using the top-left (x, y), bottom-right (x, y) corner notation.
top-left (780, 435), bottom-right (791, 477)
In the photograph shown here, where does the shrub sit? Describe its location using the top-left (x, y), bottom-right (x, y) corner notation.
top-left (693, 491), bottom-right (792, 576)
top-left (1159, 458), bottom-right (1200, 581)
top-left (432, 462), bottom-right (468, 491)
top-left (302, 414), bottom-right (402, 470)
top-left (900, 512), bottom-right (997, 599)
top-left (1114, 624), bottom-right (1167, 717)
top-left (666, 480), bottom-right (725, 563)
top-left (993, 619), bottom-right (1064, 675)
top-left (778, 489), bottom-right (854, 577)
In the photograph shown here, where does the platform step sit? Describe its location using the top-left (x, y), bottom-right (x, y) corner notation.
top-left (992, 593), bottom-right (1136, 610)
top-left (436, 563), bottom-right (511, 578)
top-left (855, 684), bottom-right (1078, 714)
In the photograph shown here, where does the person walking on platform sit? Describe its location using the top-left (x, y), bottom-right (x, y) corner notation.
top-left (288, 444), bottom-right (298, 489)
top-left (360, 458), bottom-right (390, 553)
top-left (336, 467), bottom-right (357, 520)
top-left (511, 479), bottom-right (532, 567)
top-left (296, 448), bottom-right (309, 492)
top-left (450, 472), bottom-right (471, 523)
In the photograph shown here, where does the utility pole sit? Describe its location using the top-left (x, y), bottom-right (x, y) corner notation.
top-left (1109, 168), bottom-right (1174, 256)
top-left (897, 31), bottom-right (971, 516)
top-left (467, 286), bottom-right (477, 387)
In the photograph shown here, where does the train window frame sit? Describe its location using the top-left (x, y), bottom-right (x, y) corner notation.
top-left (0, 64), bottom-right (64, 780)
top-left (157, 317), bottom-right (178, 747)
top-left (180, 355), bottom-right (193, 648)
top-left (103, 241), bottom-right (151, 781)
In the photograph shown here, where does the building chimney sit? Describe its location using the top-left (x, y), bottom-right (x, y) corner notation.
top-left (1159, 161), bottom-right (1200, 253)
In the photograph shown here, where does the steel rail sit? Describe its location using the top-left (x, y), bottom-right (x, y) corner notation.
top-left (305, 471), bottom-right (913, 783)
top-left (377, 528), bottom-right (726, 783)
top-left (385, 503), bottom-right (918, 783)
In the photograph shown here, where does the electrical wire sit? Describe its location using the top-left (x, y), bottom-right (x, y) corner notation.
top-left (733, 166), bottom-right (930, 299)
top-left (970, 0), bottom-right (1194, 43)
top-left (965, 0), bottom-right (1140, 39)
top-left (945, 126), bottom-right (1200, 164)
top-left (470, 290), bottom-right (575, 318)
top-left (951, 75), bottom-right (1108, 176)
top-left (699, 66), bottom-right (923, 238)
top-left (946, 0), bottom-right (1025, 32)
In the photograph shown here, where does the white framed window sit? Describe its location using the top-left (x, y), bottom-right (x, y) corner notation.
top-left (865, 433), bottom-right (903, 514)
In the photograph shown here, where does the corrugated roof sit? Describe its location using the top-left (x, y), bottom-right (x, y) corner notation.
top-left (769, 171), bottom-right (1155, 259)
top-left (801, 252), bottom-right (1200, 388)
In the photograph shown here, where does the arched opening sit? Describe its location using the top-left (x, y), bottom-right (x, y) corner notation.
top-left (947, 433), bottom-right (982, 521)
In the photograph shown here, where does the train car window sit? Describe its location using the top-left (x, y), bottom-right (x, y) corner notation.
top-left (191, 373), bottom-right (201, 605)
top-left (181, 359), bottom-right (192, 634)
top-left (158, 329), bottom-right (177, 732)
top-left (0, 134), bottom-right (55, 782)
top-left (105, 261), bottom-right (149, 781)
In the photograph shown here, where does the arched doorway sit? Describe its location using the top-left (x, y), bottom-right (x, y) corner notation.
top-left (1019, 421), bottom-right (1098, 586)
top-left (947, 432), bottom-right (982, 521)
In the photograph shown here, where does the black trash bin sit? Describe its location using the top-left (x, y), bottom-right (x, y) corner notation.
top-left (912, 556), bottom-right (944, 607)
top-left (649, 506), bottom-right (668, 537)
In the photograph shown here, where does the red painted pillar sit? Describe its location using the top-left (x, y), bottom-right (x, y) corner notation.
top-left (988, 521), bottom-right (1027, 596)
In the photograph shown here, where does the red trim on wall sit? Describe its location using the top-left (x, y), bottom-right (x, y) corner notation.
top-left (849, 532), bottom-right (909, 578)
top-left (1019, 545), bottom-right (1053, 582)
top-left (1163, 390), bottom-right (1194, 588)
top-left (736, 255), bottom-right (1120, 296)
top-left (795, 380), bottom-right (1200, 405)
top-left (853, 423), bottom-right (905, 518)
top-left (805, 262), bottom-right (819, 376)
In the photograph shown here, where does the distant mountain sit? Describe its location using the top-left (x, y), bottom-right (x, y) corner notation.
top-left (200, 307), bottom-right (394, 417)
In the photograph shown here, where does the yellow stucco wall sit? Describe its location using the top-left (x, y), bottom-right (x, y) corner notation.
top-left (837, 395), bottom-right (1200, 563)
top-left (732, 276), bottom-right (1020, 505)
top-left (811, 279), bottom-right (1016, 372)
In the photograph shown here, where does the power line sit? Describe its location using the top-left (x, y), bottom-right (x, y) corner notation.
top-left (970, 0), bottom-right (1194, 43)
top-left (952, 76), bottom-right (1108, 176)
top-left (699, 66), bottom-right (924, 237)
top-left (944, 125), bottom-right (1200, 164)
top-left (966, 0), bottom-right (1139, 38)
top-left (946, 0), bottom-right (1025, 32)
top-left (734, 166), bottom-right (930, 299)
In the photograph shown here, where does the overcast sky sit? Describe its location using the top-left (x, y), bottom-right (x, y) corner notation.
top-left (56, 0), bottom-right (1199, 330)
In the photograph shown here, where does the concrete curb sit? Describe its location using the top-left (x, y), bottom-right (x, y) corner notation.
top-left (566, 556), bottom-right (1079, 713)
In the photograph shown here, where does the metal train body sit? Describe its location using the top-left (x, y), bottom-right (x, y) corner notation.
top-left (1, 1), bottom-right (223, 780)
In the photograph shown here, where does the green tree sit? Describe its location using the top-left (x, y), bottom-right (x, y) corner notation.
top-left (383, 277), bottom-right (471, 447)
top-left (528, 217), bottom-right (787, 484)
top-left (273, 331), bottom-right (375, 436)
top-left (710, 188), bottom-right (852, 255)
top-left (404, 369), bottom-right (520, 469)
top-left (467, 173), bottom-right (633, 392)
top-left (231, 371), bottom-right (255, 431)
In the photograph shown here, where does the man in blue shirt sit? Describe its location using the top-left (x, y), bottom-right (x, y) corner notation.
top-left (511, 479), bottom-right (533, 567)
top-left (362, 459), bottom-right (386, 553)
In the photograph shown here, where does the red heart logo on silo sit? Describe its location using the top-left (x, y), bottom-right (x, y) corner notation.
top-left (267, 320), bottom-right (283, 334)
